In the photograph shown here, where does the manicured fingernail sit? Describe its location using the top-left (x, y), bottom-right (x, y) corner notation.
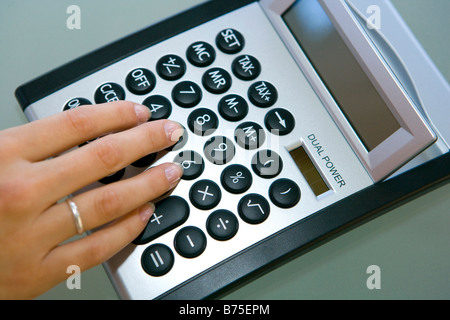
top-left (165, 163), bottom-right (183, 186)
top-left (164, 121), bottom-right (184, 142)
top-left (140, 203), bottom-right (155, 222)
top-left (135, 104), bottom-right (151, 124)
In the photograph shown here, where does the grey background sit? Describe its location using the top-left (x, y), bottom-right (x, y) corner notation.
top-left (0, 0), bottom-right (448, 299)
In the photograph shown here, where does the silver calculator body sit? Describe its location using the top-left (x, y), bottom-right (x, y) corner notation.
top-left (15, 0), bottom-right (450, 299)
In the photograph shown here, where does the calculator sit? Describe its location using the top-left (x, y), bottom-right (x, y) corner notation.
top-left (15, 0), bottom-right (450, 299)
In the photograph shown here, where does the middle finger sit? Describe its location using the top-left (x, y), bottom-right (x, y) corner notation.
top-left (36, 119), bottom-right (183, 203)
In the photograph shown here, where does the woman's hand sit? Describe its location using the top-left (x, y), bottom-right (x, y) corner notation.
top-left (0, 101), bottom-right (183, 299)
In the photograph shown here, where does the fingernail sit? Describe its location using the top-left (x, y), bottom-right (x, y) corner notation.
top-left (165, 163), bottom-right (183, 186)
top-left (135, 104), bottom-right (151, 124)
top-left (140, 203), bottom-right (155, 223)
top-left (164, 121), bottom-right (184, 142)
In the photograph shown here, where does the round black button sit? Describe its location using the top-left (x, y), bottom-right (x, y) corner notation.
top-left (174, 226), bottom-right (207, 258)
top-left (172, 81), bottom-right (202, 108)
top-left (142, 95), bottom-right (172, 120)
top-left (202, 67), bottom-right (232, 94)
top-left (94, 82), bottom-right (126, 104)
top-left (188, 108), bottom-right (218, 136)
top-left (173, 150), bottom-right (205, 180)
top-left (216, 29), bottom-right (245, 54)
top-left (131, 153), bottom-right (157, 168)
top-left (234, 121), bottom-right (265, 150)
top-left (186, 41), bottom-right (216, 67)
top-left (218, 94), bottom-right (248, 122)
top-left (99, 168), bottom-right (125, 184)
top-left (238, 193), bottom-right (270, 224)
top-left (156, 54), bottom-right (186, 81)
top-left (189, 179), bottom-right (221, 210)
top-left (251, 149), bottom-right (283, 179)
top-left (232, 55), bottom-right (261, 81)
top-left (265, 108), bottom-right (295, 136)
top-left (63, 97), bottom-right (92, 111)
top-left (207, 209), bottom-right (239, 241)
top-left (269, 178), bottom-right (301, 208)
top-left (125, 68), bottom-right (156, 95)
top-left (203, 136), bottom-right (235, 165)
top-left (221, 164), bottom-right (252, 194)
top-left (248, 81), bottom-right (278, 108)
top-left (141, 244), bottom-right (174, 276)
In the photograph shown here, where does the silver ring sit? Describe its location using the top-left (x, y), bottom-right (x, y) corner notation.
top-left (66, 198), bottom-right (84, 234)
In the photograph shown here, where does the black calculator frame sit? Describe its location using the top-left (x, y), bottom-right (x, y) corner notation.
top-left (15, 0), bottom-right (450, 300)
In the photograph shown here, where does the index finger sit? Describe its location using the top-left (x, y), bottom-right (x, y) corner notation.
top-left (7, 101), bottom-right (150, 161)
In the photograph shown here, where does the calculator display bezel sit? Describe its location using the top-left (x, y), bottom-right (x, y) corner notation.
top-left (260, 0), bottom-right (436, 182)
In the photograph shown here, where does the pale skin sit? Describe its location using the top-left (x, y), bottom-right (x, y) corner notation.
top-left (0, 101), bottom-right (184, 299)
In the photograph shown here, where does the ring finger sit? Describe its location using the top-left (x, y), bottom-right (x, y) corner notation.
top-left (36, 162), bottom-right (183, 248)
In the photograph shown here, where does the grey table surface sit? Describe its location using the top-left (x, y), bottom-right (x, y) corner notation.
top-left (0, 0), bottom-right (448, 300)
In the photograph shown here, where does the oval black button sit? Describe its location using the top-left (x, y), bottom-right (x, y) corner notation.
top-left (186, 41), bottom-right (216, 67)
top-left (207, 209), bottom-right (239, 241)
top-left (156, 54), bottom-right (186, 81)
top-left (174, 226), bottom-right (207, 258)
top-left (173, 150), bottom-right (205, 180)
top-left (188, 107), bottom-right (218, 136)
top-left (269, 178), bottom-right (301, 208)
top-left (232, 55), bottom-right (261, 81)
top-left (238, 193), bottom-right (270, 224)
top-left (141, 244), bottom-right (174, 276)
top-left (248, 81), bottom-right (277, 108)
top-left (221, 164), bottom-right (252, 194)
top-left (63, 97), bottom-right (92, 111)
top-left (265, 108), bottom-right (295, 136)
top-left (203, 136), bottom-right (235, 165)
top-left (189, 179), bottom-right (221, 210)
top-left (234, 121), bottom-right (265, 150)
top-left (142, 95), bottom-right (172, 121)
top-left (133, 196), bottom-right (190, 245)
top-left (202, 67), bottom-right (232, 94)
top-left (125, 68), bottom-right (156, 95)
top-left (172, 81), bottom-right (202, 108)
top-left (94, 82), bottom-right (125, 104)
top-left (218, 94), bottom-right (248, 122)
top-left (216, 29), bottom-right (245, 54)
top-left (251, 149), bottom-right (283, 179)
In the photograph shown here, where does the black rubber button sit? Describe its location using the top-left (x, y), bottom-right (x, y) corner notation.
top-left (94, 82), bottom-right (125, 103)
top-left (232, 55), bottom-right (261, 80)
top-left (269, 178), bottom-right (301, 208)
top-left (248, 81), bottom-right (277, 108)
top-left (251, 149), bottom-right (283, 179)
top-left (188, 107), bottom-right (218, 136)
top-left (142, 95), bottom-right (172, 120)
top-left (265, 108), bottom-right (295, 136)
top-left (125, 68), bottom-right (156, 95)
top-left (63, 97), bottom-right (92, 111)
top-left (98, 168), bottom-right (125, 184)
top-left (221, 164), bottom-right (252, 194)
top-left (173, 150), bottom-right (205, 180)
top-left (156, 54), bottom-right (186, 81)
top-left (134, 196), bottom-right (190, 245)
top-left (238, 193), bottom-right (270, 224)
top-left (186, 41), bottom-right (216, 67)
top-left (131, 153), bottom-right (157, 168)
top-left (206, 209), bottom-right (239, 241)
top-left (218, 94), bottom-right (248, 122)
top-left (141, 244), bottom-right (174, 276)
top-left (172, 81), bottom-right (202, 108)
top-left (202, 67), bottom-right (232, 94)
top-left (234, 121), bottom-right (265, 150)
top-left (216, 29), bottom-right (245, 54)
top-left (189, 179), bottom-right (221, 210)
top-left (174, 226), bottom-right (207, 258)
top-left (203, 136), bottom-right (235, 165)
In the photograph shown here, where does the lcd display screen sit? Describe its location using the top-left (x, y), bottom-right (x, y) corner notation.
top-left (282, 0), bottom-right (400, 151)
